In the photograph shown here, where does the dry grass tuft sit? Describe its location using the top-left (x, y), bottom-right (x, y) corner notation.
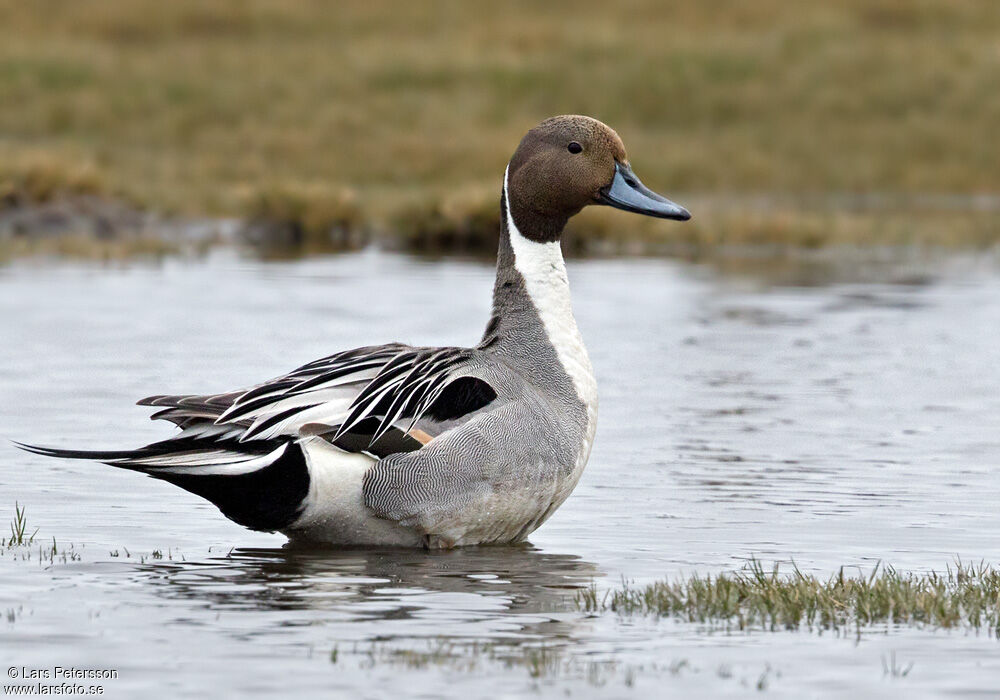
top-left (388, 189), bottom-right (500, 254)
top-left (0, 154), bottom-right (108, 208)
top-left (237, 183), bottom-right (366, 253)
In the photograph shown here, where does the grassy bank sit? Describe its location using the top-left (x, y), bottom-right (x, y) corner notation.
top-left (578, 560), bottom-right (1000, 635)
top-left (1, 0), bottom-right (998, 250)
top-left (388, 192), bottom-right (1000, 256)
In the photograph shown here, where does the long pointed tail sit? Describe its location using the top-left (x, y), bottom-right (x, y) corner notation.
top-left (14, 438), bottom-right (311, 533)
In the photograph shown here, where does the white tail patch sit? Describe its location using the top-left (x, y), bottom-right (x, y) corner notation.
top-left (134, 443), bottom-right (289, 476)
top-left (287, 438), bottom-right (423, 546)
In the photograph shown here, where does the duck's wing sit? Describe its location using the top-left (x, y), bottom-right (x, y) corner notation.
top-left (18, 343), bottom-right (500, 533)
top-left (140, 342), bottom-right (499, 448)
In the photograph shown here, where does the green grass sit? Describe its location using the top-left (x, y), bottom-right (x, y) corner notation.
top-left (577, 559), bottom-right (1000, 635)
top-left (330, 559), bottom-right (1000, 685)
top-left (0, 0), bottom-right (998, 250)
top-left (1, 503), bottom-right (85, 563)
top-left (4, 502), bottom-right (37, 547)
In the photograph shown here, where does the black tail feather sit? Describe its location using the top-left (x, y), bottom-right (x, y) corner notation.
top-left (12, 441), bottom-right (149, 463)
top-left (13, 439), bottom-right (311, 533)
top-left (148, 442), bottom-right (311, 532)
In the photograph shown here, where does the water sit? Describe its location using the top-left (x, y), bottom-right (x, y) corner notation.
top-left (2, 249), bottom-right (999, 698)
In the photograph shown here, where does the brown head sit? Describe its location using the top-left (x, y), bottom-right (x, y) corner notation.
top-left (505, 115), bottom-right (690, 242)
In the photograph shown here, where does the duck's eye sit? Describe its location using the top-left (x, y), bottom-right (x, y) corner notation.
top-left (567, 141), bottom-right (583, 154)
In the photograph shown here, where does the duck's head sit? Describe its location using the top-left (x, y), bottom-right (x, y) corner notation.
top-left (505, 115), bottom-right (690, 243)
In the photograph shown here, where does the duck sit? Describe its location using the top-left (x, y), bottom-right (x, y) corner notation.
top-left (17, 115), bottom-right (690, 548)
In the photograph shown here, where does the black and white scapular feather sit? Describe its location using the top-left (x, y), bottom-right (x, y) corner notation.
top-left (18, 343), bottom-right (499, 539)
top-left (16, 114), bottom-right (691, 548)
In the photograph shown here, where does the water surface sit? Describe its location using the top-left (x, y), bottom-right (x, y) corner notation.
top-left (2, 249), bottom-right (999, 697)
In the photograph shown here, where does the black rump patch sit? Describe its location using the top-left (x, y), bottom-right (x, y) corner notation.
top-left (153, 443), bottom-right (311, 532)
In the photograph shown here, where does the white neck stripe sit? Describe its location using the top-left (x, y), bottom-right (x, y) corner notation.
top-left (502, 165), bottom-right (597, 409)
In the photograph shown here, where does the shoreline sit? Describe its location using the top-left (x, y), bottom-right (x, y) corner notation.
top-left (1, 191), bottom-right (997, 262)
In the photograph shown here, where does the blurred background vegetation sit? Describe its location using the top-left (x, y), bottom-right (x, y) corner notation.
top-left (0, 0), bottom-right (997, 255)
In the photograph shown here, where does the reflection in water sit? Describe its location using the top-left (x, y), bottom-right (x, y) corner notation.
top-left (132, 544), bottom-right (601, 647)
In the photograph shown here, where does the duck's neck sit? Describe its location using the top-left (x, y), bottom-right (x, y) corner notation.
top-left (482, 167), bottom-right (595, 406)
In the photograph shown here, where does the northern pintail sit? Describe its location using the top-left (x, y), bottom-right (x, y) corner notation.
top-left (19, 116), bottom-right (690, 548)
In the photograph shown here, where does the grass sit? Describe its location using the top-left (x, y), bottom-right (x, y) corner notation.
top-left (0, 503), bottom-right (82, 563)
top-left (0, 153), bottom-right (107, 206)
top-left (238, 182), bottom-right (366, 254)
top-left (334, 639), bottom-right (786, 689)
top-left (0, 0), bottom-right (998, 250)
top-left (577, 559), bottom-right (1000, 635)
top-left (322, 559), bottom-right (998, 685)
top-left (0, 503), bottom-right (171, 564)
top-left (341, 639), bottom-right (630, 686)
top-left (4, 502), bottom-right (37, 547)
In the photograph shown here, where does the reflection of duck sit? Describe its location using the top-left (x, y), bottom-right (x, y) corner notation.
top-left (133, 545), bottom-right (602, 646)
top-left (20, 116), bottom-right (690, 547)
top-left (141, 544), bottom-right (600, 618)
